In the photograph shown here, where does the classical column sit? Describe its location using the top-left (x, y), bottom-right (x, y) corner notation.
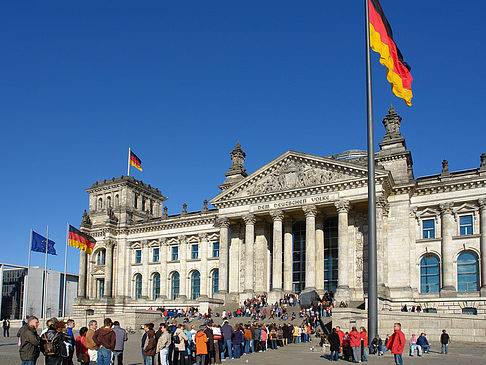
top-left (104, 241), bottom-right (114, 298)
top-left (116, 236), bottom-right (128, 298)
top-left (335, 200), bottom-right (350, 300)
top-left (315, 214), bottom-right (325, 294)
top-left (179, 235), bottom-right (188, 299)
top-left (303, 205), bottom-right (317, 291)
top-left (199, 233), bottom-right (209, 299)
top-left (479, 199), bottom-right (486, 294)
top-left (270, 210), bottom-right (284, 292)
top-left (217, 218), bottom-right (230, 294)
top-left (440, 202), bottom-right (456, 295)
top-left (142, 242), bottom-right (150, 298)
top-left (243, 214), bottom-right (256, 293)
top-left (283, 218), bottom-right (293, 292)
top-left (78, 250), bottom-right (87, 298)
top-left (159, 238), bottom-right (168, 299)
top-left (376, 196), bottom-right (389, 295)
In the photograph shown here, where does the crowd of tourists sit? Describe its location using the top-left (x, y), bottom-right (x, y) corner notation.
top-left (319, 323), bottom-right (451, 364)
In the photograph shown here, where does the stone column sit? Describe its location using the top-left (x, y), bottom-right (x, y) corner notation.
top-left (199, 233), bottom-right (209, 299)
top-left (283, 218), bottom-right (293, 292)
top-left (104, 241), bottom-right (114, 298)
top-left (335, 200), bottom-right (350, 301)
top-left (78, 250), bottom-right (87, 298)
top-left (270, 210), bottom-right (284, 293)
top-left (376, 197), bottom-right (389, 295)
top-left (159, 238), bottom-right (168, 299)
top-left (217, 218), bottom-right (230, 294)
top-left (142, 242), bottom-right (150, 298)
top-left (440, 202), bottom-right (456, 296)
top-left (315, 214), bottom-right (325, 294)
top-left (179, 235), bottom-right (188, 299)
top-left (479, 199), bottom-right (486, 295)
top-left (243, 214), bottom-right (256, 294)
top-left (303, 205), bottom-right (317, 291)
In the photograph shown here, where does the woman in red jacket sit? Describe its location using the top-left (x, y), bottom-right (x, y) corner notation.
top-left (386, 323), bottom-right (406, 365)
top-left (348, 326), bottom-right (361, 363)
top-left (75, 327), bottom-right (89, 365)
top-left (360, 327), bottom-right (368, 362)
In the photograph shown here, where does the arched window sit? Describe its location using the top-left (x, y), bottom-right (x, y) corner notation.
top-left (98, 197), bottom-right (103, 210)
top-left (114, 194), bottom-right (119, 207)
top-left (171, 272), bottom-right (180, 300)
top-left (420, 255), bottom-right (440, 293)
top-left (106, 196), bottom-right (112, 208)
top-left (457, 252), bottom-right (479, 292)
top-left (190, 271), bottom-right (200, 300)
top-left (134, 274), bottom-right (142, 300)
top-left (96, 249), bottom-right (106, 266)
top-left (152, 273), bottom-right (160, 300)
top-left (211, 269), bottom-right (219, 298)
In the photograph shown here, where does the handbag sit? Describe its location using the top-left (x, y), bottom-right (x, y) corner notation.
top-left (78, 353), bottom-right (90, 362)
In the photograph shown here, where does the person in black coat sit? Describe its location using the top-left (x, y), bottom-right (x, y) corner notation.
top-left (328, 328), bottom-right (341, 362)
top-left (203, 323), bottom-right (214, 365)
top-left (40, 320), bottom-right (64, 365)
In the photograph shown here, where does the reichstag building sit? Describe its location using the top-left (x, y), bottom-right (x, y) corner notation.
top-left (73, 107), bottom-right (486, 316)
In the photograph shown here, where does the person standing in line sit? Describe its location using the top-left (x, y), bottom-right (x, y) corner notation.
top-left (173, 324), bottom-right (188, 365)
top-left (75, 327), bottom-right (90, 365)
top-left (156, 323), bottom-right (170, 365)
top-left (17, 315), bottom-right (41, 365)
top-left (203, 323), bottom-right (214, 365)
top-left (92, 318), bottom-right (116, 365)
top-left (243, 324), bottom-right (252, 354)
top-left (386, 323), bottom-right (406, 365)
top-left (440, 329), bottom-right (450, 354)
top-left (66, 320), bottom-right (75, 338)
top-left (335, 326), bottom-right (345, 357)
top-left (328, 328), bottom-right (341, 361)
top-left (194, 325), bottom-right (208, 365)
top-left (86, 320), bottom-right (98, 365)
top-left (221, 320), bottom-right (234, 360)
top-left (3, 318), bottom-right (10, 337)
top-left (348, 326), bottom-right (361, 363)
top-left (360, 327), bottom-right (368, 362)
top-left (142, 323), bottom-right (157, 365)
top-left (112, 321), bottom-right (128, 365)
top-left (40, 318), bottom-right (63, 365)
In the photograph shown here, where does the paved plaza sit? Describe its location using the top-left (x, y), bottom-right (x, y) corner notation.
top-left (2, 325), bottom-right (485, 365)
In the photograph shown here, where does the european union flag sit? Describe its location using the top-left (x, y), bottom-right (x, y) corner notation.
top-left (31, 231), bottom-right (57, 255)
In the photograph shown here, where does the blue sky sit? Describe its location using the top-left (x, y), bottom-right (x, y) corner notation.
top-left (1, 1), bottom-right (485, 274)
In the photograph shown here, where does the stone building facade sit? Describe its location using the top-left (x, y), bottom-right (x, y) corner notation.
top-left (73, 107), bottom-right (486, 316)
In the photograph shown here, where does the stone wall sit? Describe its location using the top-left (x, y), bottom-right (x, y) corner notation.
top-left (332, 308), bottom-right (486, 343)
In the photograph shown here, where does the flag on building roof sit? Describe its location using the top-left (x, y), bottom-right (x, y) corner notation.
top-left (368, 0), bottom-right (413, 106)
top-left (130, 150), bottom-right (142, 171)
top-left (31, 231), bottom-right (57, 255)
top-left (68, 225), bottom-right (96, 254)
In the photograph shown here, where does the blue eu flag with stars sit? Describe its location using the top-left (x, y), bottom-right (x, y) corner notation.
top-left (31, 231), bottom-right (57, 255)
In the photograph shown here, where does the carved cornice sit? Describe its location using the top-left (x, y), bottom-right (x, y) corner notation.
top-left (160, 237), bottom-right (168, 245)
top-left (198, 232), bottom-right (209, 241)
top-left (303, 205), bottom-right (317, 218)
top-left (270, 210), bottom-right (284, 221)
top-left (243, 214), bottom-right (256, 225)
top-left (334, 199), bottom-right (350, 213)
top-left (216, 217), bottom-right (230, 228)
top-left (439, 202), bottom-right (454, 215)
top-left (376, 195), bottom-right (390, 217)
top-left (414, 179), bottom-right (486, 196)
top-left (178, 235), bottom-right (187, 244)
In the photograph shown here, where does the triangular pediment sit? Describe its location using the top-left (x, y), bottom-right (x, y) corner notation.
top-left (211, 151), bottom-right (388, 205)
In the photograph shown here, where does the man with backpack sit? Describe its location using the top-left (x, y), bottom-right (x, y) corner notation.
top-left (18, 315), bottom-right (40, 365)
top-left (40, 318), bottom-right (63, 365)
top-left (93, 318), bottom-right (116, 365)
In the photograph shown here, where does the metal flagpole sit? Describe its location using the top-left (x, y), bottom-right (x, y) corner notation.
top-left (23, 230), bottom-right (33, 320)
top-left (42, 226), bottom-right (49, 329)
top-left (365, 0), bottom-right (378, 342)
top-left (62, 222), bottom-right (69, 319)
top-left (127, 147), bottom-right (131, 176)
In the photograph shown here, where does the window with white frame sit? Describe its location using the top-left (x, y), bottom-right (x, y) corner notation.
top-left (422, 219), bottom-right (435, 239)
top-left (459, 215), bottom-right (473, 235)
top-left (212, 242), bottom-right (220, 257)
top-left (191, 244), bottom-right (199, 259)
top-left (135, 249), bottom-right (142, 264)
top-left (171, 246), bottom-right (179, 261)
top-left (153, 248), bottom-right (160, 262)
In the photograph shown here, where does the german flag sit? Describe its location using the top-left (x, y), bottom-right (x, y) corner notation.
top-left (130, 150), bottom-right (142, 171)
top-left (369, 0), bottom-right (413, 106)
top-left (68, 225), bottom-right (96, 254)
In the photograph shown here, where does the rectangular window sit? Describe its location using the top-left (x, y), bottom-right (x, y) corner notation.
top-left (171, 246), bottom-right (179, 261)
top-left (212, 242), bottom-right (220, 257)
top-left (460, 215), bottom-right (473, 235)
top-left (191, 244), bottom-right (199, 259)
top-left (97, 279), bottom-right (104, 298)
top-left (135, 249), bottom-right (142, 264)
top-left (152, 248), bottom-right (159, 262)
top-left (422, 219), bottom-right (435, 239)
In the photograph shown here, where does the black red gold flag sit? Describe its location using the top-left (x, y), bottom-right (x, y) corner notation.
top-left (130, 150), bottom-right (143, 171)
top-left (68, 225), bottom-right (96, 254)
top-left (369, 0), bottom-right (413, 106)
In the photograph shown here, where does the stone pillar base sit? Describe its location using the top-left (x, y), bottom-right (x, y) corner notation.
top-left (440, 287), bottom-right (457, 298)
top-left (268, 289), bottom-right (283, 304)
top-left (334, 285), bottom-right (351, 304)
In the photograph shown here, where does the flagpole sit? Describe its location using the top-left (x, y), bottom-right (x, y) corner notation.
top-left (365, 0), bottom-right (378, 342)
top-left (62, 222), bottom-right (69, 319)
top-left (23, 230), bottom-right (33, 320)
top-left (42, 226), bottom-right (49, 329)
top-left (127, 147), bottom-right (131, 176)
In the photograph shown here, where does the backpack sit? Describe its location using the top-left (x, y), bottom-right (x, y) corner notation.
top-left (42, 332), bottom-right (58, 356)
top-left (172, 333), bottom-right (180, 344)
top-left (60, 338), bottom-right (74, 358)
